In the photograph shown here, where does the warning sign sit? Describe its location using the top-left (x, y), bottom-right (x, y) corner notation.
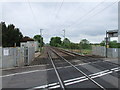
top-left (4, 49), bottom-right (9, 56)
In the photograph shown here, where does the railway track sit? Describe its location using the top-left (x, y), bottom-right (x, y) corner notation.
top-left (53, 47), bottom-right (120, 67)
top-left (29, 47), bottom-right (119, 90)
top-left (52, 47), bottom-right (104, 63)
top-left (46, 47), bottom-right (106, 90)
top-left (52, 47), bottom-right (120, 78)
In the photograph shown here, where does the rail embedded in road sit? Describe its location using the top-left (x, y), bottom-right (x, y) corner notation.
top-left (47, 51), bottom-right (66, 90)
top-left (50, 48), bottom-right (106, 90)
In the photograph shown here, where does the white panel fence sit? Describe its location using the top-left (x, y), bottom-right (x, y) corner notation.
top-left (92, 46), bottom-right (119, 58)
top-left (0, 47), bottom-right (35, 69)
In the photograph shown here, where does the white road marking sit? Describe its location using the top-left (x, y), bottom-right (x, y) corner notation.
top-left (1, 62), bottom-right (93, 77)
top-left (64, 76), bottom-right (86, 83)
top-left (31, 68), bottom-right (120, 89)
top-left (114, 69), bottom-right (120, 72)
top-left (1, 60), bottom-right (119, 78)
top-left (111, 67), bottom-right (120, 71)
top-left (1, 68), bottom-right (54, 78)
top-left (1, 64), bottom-right (48, 71)
top-left (49, 85), bottom-right (60, 89)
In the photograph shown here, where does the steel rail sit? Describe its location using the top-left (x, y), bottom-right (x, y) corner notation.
top-left (47, 51), bottom-right (66, 90)
top-left (55, 47), bottom-right (120, 66)
top-left (51, 48), bottom-right (106, 90)
top-left (53, 47), bottom-right (103, 64)
top-left (54, 47), bottom-right (120, 78)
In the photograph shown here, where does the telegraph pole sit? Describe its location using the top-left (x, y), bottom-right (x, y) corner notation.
top-left (40, 29), bottom-right (43, 52)
top-left (63, 29), bottom-right (65, 40)
top-left (40, 29), bottom-right (43, 36)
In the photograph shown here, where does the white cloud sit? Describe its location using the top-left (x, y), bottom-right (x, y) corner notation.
top-left (1, 1), bottom-right (118, 43)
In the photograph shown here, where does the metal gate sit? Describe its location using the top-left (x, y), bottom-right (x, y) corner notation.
top-left (14, 48), bottom-right (20, 67)
top-left (24, 47), bottom-right (29, 66)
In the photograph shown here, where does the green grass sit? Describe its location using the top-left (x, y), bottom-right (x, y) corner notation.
top-left (63, 48), bottom-right (92, 55)
top-left (81, 49), bottom-right (92, 55)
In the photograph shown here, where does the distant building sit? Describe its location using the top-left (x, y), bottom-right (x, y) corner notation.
top-left (20, 36), bottom-right (34, 42)
top-left (20, 36), bottom-right (39, 52)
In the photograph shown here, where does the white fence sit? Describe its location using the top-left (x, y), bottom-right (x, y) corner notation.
top-left (92, 46), bottom-right (119, 58)
top-left (0, 47), bottom-right (35, 69)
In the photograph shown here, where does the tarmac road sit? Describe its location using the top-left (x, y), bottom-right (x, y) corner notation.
top-left (1, 59), bottom-right (120, 89)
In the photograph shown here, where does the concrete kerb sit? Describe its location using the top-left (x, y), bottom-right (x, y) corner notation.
top-left (103, 58), bottom-right (118, 61)
top-left (2, 64), bottom-right (48, 71)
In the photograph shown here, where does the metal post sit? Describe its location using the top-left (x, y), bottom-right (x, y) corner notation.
top-left (40, 29), bottom-right (43, 36)
top-left (40, 29), bottom-right (43, 52)
top-left (119, 29), bottom-right (120, 68)
top-left (106, 31), bottom-right (108, 58)
top-left (0, 21), bottom-right (2, 90)
top-left (63, 29), bottom-right (65, 40)
top-left (118, 3), bottom-right (120, 89)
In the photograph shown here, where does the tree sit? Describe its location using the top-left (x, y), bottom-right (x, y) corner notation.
top-left (63, 38), bottom-right (70, 44)
top-left (109, 40), bottom-right (118, 48)
top-left (69, 43), bottom-right (79, 49)
top-left (33, 35), bottom-right (44, 47)
top-left (100, 40), bottom-right (120, 48)
top-left (80, 39), bottom-right (91, 49)
top-left (50, 37), bottom-right (62, 47)
top-left (62, 38), bottom-right (71, 48)
top-left (1, 22), bottom-right (23, 47)
top-left (100, 40), bottom-right (106, 46)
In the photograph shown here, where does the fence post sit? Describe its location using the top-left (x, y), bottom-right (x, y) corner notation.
top-left (14, 48), bottom-right (17, 67)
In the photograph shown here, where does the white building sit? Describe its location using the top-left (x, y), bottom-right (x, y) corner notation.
top-left (20, 41), bottom-right (39, 52)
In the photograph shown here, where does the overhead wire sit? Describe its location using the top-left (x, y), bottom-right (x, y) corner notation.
top-left (58, 3), bottom-right (86, 27)
top-left (55, 0), bottom-right (64, 18)
top-left (50, 2), bottom-right (59, 20)
top-left (64, 0), bottom-right (106, 29)
top-left (27, 0), bottom-right (39, 28)
top-left (66, 0), bottom-right (118, 30)
top-left (55, 0), bottom-right (105, 37)
top-left (53, 0), bottom-right (65, 37)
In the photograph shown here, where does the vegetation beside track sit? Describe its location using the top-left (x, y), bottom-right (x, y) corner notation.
top-left (61, 48), bottom-right (92, 55)
top-left (49, 37), bottom-right (92, 55)
top-left (49, 36), bottom-right (120, 56)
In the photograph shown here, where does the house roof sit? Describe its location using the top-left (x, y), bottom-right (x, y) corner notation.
top-left (20, 37), bottom-right (34, 42)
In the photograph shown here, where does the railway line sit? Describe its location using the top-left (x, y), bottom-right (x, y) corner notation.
top-left (52, 47), bottom-right (120, 79)
top-left (52, 47), bottom-right (119, 69)
top-left (31, 47), bottom-right (119, 90)
top-left (48, 47), bottom-right (106, 90)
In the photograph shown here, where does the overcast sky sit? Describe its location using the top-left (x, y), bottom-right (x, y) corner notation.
top-left (0, 0), bottom-right (118, 43)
